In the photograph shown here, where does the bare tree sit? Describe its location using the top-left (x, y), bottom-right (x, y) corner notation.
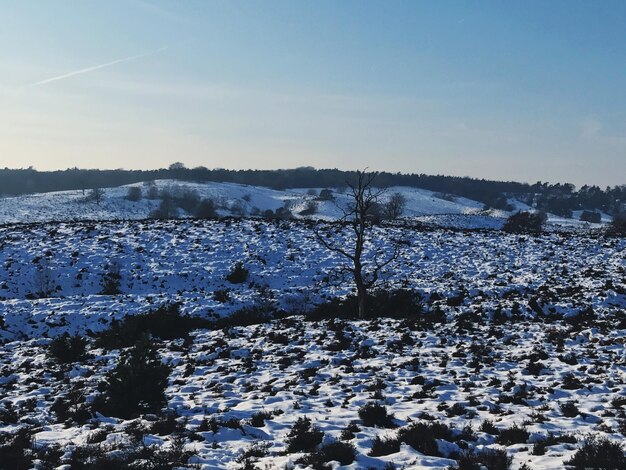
top-left (88, 187), bottom-right (105, 205)
top-left (384, 192), bottom-right (407, 220)
top-left (315, 170), bottom-right (403, 318)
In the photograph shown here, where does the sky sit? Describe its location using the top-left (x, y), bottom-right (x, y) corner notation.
top-left (0, 0), bottom-right (624, 187)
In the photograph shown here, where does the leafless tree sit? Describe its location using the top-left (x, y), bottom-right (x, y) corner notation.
top-left (315, 170), bottom-right (404, 318)
top-left (384, 192), bottom-right (407, 220)
top-left (88, 187), bottom-right (105, 205)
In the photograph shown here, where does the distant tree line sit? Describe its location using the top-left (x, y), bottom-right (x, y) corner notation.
top-left (0, 165), bottom-right (623, 214)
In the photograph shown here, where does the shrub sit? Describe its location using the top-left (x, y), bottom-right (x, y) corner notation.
top-left (368, 435), bottom-right (401, 456)
top-left (226, 262), bottom-right (249, 284)
top-left (95, 304), bottom-right (210, 350)
top-left (607, 212), bottom-right (626, 236)
top-left (496, 424), bottom-right (529, 445)
top-left (503, 211), bottom-right (546, 233)
top-left (100, 262), bottom-right (122, 295)
top-left (358, 402), bottom-right (396, 428)
top-left (0, 428), bottom-right (33, 470)
top-left (318, 189), bottom-right (335, 201)
top-left (397, 422), bottom-right (454, 456)
top-left (48, 333), bottom-right (87, 363)
top-left (250, 410), bottom-right (273, 427)
top-left (302, 441), bottom-right (357, 467)
top-left (299, 201), bottom-right (318, 216)
top-left (311, 289), bottom-right (422, 320)
top-left (126, 186), bottom-right (142, 202)
top-left (451, 448), bottom-right (512, 470)
top-left (98, 335), bottom-right (171, 419)
top-left (580, 210), bottom-right (601, 223)
top-left (194, 198), bottom-right (217, 219)
top-left (150, 197), bottom-right (178, 219)
top-left (564, 435), bottom-right (625, 469)
top-left (285, 417), bottom-right (324, 453)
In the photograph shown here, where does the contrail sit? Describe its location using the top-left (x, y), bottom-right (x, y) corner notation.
top-left (27, 46), bottom-right (169, 87)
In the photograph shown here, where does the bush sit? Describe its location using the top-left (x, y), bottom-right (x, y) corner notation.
top-left (226, 262), bottom-right (249, 284)
top-left (194, 198), bottom-right (217, 219)
top-left (397, 422), bottom-right (454, 456)
top-left (503, 211), bottom-right (546, 233)
top-left (126, 186), bottom-right (142, 202)
top-left (564, 435), bottom-right (625, 469)
top-left (285, 417), bottom-right (324, 453)
top-left (302, 441), bottom-right (357, 467)
top-left (580, 210), bottom-right (601, 223)
top-left (48, 333), bottom-right (87, 363)
top-left (100, 262), bottom-right (121, 295)
top-left (150, 197), bottom-right (178, 219)
top-left (299, 201), bottom-right (318, 216)
top-left (451, 448), bottom-right (512, 470)
top-left (95, 304), bottom-right (210, 350)
top-left (311, 289), bottom-right (422, 320)
top-left (368, 435), bottom-right (401, 456)
top-left (607, 212), bottom-right (626, 236)
top-left (358, 402), bottom-right (396, 428)
top-left (318, 189), bottom-right (335, 201)
top-left (98, 335), bottom-right (171, 419)
top-left (496, 424), bottom-right (529, 445)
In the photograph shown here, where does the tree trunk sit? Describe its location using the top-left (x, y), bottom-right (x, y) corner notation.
top-left (357, 286), bottom-right (367, 319)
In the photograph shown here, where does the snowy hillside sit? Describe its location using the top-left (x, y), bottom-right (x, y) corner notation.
top-left (0, 218), bottom-right (624, 468)
top-left (0, 180), bottom-right (492, 224)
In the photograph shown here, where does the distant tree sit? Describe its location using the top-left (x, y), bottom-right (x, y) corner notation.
top-left (194, 198), bottom-right (217, 219)
top-left (318, 189), bottom-right (335, 201)
top-left (168, 162), bottom-right (186, 171)
top-left (315, 170), bottom-right (404, 318)
top-left (503, 211), bottom-right (547, 233)
top-left (88, 188), bottom-right (105, 205)
top-left (125, 186), bottom-right (142, 202)
top-left (607, 212), bottom-right (626, 236)
top-left (580, 210), bottom-right (601, 224)
top-left (146, 184), bottom-right (160, 200)
top-left (150, 197), bottom-right (178, 219)
top-left (299, 201), bottom-right (318, 216)
top-left (384, 192), bottom-right (407, 220)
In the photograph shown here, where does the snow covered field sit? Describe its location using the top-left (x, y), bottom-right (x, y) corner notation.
top-left (0, 217), bottom-right (624, 469)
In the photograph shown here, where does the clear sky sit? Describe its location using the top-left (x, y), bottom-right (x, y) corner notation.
top-left (1, 1), bottom-right (624, 187)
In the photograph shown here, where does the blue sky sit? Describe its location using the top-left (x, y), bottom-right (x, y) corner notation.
top-left (1, 0), bottom-right (624, 186)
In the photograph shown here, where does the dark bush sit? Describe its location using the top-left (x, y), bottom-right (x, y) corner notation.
top-left (95, 304), bottom-right (210, 350)
top-left (150, 196), bottom-right (178, 219)
top-left (250, 410), bottom-right (273, 427)
top-left (564, 435), bottom-right (625, 469)
top-left (503, 211), bottom-right (546, 233)
top-left (285, 417), bottom-right (324, 453)
top-left (48, 333), bottom-right (88, 363)
top-left (607, 212), bottom-right (626, 236)
top-left (311, 289), bottom-right (422, 320)
top-left (397, 422), bottom-right (454, 456)
top-left (496, 424), bottom-right (529, 445)
top-left (358, 402), bottom-right (396, 428)
top-left (126, 186), bottom-right (142, 202)
top-left (100, 262), bottom-right (121, 295)
top-left (97, 335), bottom-right (171, 419)
top-left (368, 435), bottom-right (401, 456)
top-left (580, 210), bottom-right (601, 223)
top-left (195, 198), bottom-right (217, 219)
top-left (226, 262), bottom-right (249, 284)
top-left (302, 441), bottom-right (357, 467)
top-left (451, 448), bottom-right (512, 470)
